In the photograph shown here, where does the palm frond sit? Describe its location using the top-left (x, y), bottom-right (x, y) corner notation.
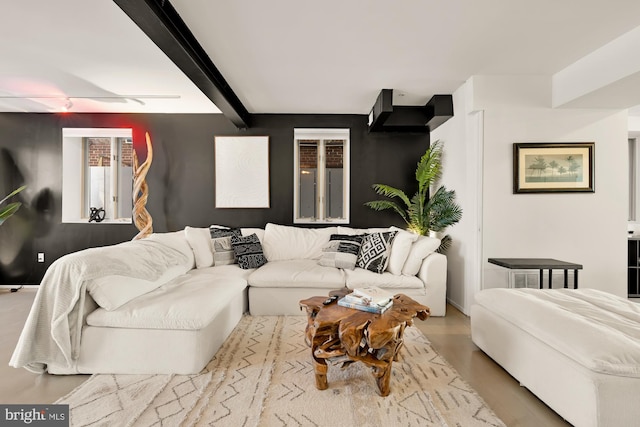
top-left (415, 140), bottom-right (442, 193)
top-left (406, 192), bottom-right (427, 235)
top-left (0, 185), bottom-right (26, 206)
top-left (437, 234), bottom-right (452, 253)
top-left (371, 184), bottom-right (411, 208)
top-left (364, 200), bottom-right (409, 223)
top-left (425, 186), bottom-right (463, 232)
top-left (0, 185), bottom-right (26, 226)
top-left (0, 202), bottom-right (22, 226)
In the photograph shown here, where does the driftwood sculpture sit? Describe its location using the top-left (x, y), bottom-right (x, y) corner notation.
top-left (132, 132), bottom-right (153, 240)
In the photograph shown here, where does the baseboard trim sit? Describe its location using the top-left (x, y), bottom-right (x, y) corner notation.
top-left (447, 297), bottom-right (467, 316)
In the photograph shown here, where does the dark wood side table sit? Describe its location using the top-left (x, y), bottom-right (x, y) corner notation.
top-left (488, 258), bottom-right (583, 289)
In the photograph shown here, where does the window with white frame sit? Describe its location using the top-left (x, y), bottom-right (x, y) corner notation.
top-left (62, 128), bottom-right (133, 223)
top-left (294, 128), bottom-right (349, 223)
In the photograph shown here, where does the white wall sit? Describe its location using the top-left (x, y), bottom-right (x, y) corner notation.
top-left (434, 75), bottom-right (629, 314)
top-left (431, 81), bottom-right (483, 313)
top-left (476, 75), bottom-right (628, 298)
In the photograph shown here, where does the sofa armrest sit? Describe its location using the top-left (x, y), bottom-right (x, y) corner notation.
top-left (417, 252), bottom-right (447, 316)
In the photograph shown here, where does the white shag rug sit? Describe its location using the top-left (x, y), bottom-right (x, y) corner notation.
top-left (57, 315), bottom-right (505, 427)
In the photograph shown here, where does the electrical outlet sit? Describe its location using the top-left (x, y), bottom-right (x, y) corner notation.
top-left (37, 253), bottom-right (45, 263)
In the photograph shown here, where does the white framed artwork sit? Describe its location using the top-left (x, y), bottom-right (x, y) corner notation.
top-left (214, 136), bottom-right (270, 208)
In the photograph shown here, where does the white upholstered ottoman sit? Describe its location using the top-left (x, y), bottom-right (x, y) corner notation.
top-left (471, 288), bottom-right (640, 427)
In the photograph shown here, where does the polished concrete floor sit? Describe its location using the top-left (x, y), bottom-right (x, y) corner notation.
top-left (1, 288), bottom-right (570, 426)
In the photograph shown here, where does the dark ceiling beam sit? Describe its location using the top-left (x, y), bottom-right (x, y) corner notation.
top-left (113, 0), bottom-right (251, 128)
top-left (424, 95), bottom-right (454, 131)
top-left (368, 89), bottom-right (393, 132)
top-left (368, 90), bottom-right (453, 133)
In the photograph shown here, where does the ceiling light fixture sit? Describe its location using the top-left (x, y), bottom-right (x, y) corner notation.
top-left (0, 95), bottom-right (181, 100)
top-left (0, 94), bottom-right (182, 112)
top-left (61, 98), bottom-right (73, 112)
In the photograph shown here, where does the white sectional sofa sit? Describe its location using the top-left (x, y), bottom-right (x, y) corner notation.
top-left (11, 223), bottom-right (446, 375)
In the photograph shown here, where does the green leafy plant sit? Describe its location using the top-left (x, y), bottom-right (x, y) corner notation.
top-left (364, 141), bottom-right (462, 252)
top-left (0, 185), bottom-right (26, 226)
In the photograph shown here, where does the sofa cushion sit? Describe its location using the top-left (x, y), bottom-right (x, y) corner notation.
top-left (184, 226), bottom-right (214, 268)
top-left (344, 268), bottom-right (424, 290)
top-left (356, 231), bottom-right (397, 274)
top-left (190, 264), bottom-right (253, 280)
top-left (85, 233), bottom-right (195, 311)
top-left (386, 226), bottom-right (419, 275)
top-left (262, 223), bottom-right (337, 261)
top-left (87, 265), bottom-right (187, 311)
top-left (402, 235), bottom-right (441, 276)
top-left (86, 270), bottom-right (247, 330)
top-left (231, 233), bottom-right (267, 269)
top-left (318, 234), bottom-right (363, 270)
top-left (248, 259), bottom-right (345, 289)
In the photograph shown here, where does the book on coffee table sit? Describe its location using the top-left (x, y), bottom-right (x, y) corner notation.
top-left (337, 296), bottom-right (393, 314)
top-left (350, 286), bottom-right (394, 307)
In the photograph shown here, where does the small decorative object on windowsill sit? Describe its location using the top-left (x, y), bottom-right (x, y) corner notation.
top-left (88, 207), bottom-right (105, 223)
top-left (132, 132), bottom-right (153, 240)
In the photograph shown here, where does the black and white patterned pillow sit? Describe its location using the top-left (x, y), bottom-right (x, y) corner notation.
top-left (209, 226), bottom-right (241, 238)
top-left (356, 231), bottom-right (397, 274)
top-left (210, 226), bottom-right (242, 265)
top-left (230, 233), bottom-right (267, 269)
top-left (318, 234), bottom-right (363, 270)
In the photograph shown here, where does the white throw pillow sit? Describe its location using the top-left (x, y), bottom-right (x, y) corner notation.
top-left (401, 235), bottom-right (441, 276)
top-left (386, 226), bottom-right (419, 275)
top-left (241, 227), bottom-right (265, 244)
top-left (184, 226), bottom-right (214, 268)
top-left (87, 265), bottom-right (186, 311)
top-left (262, 223), bottom-right (337, 261)
top-left (336, 226), bottom-right (388, 235)
top-left (336, 226), bottom-right (365, 235)
top-left (146, 230), bottom-right (195, 270)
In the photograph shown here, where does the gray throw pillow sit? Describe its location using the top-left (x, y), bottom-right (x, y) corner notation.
top-left (210, 226), bottom-right (242, 265)
top-left (318, 234), bottom-right (363, 270)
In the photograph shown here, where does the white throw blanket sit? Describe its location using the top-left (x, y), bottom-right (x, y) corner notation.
top-left (10, 238), bottom-right (190, 373)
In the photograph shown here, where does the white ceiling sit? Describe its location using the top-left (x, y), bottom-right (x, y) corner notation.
top-left (2, 0), bottom-right (640, 116)
top-left (0, 0), bottom-right (219, 113)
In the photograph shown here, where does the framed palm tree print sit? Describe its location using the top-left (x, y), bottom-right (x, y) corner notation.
top-left (513, 142), bottom-right (595, 193)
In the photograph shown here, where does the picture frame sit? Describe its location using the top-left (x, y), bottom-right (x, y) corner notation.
top-left (214, 136), bottom-right (270, 208)
top-left (513, 142), bottom-right (595, 193)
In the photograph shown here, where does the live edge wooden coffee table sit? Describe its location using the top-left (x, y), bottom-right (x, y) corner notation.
top-left (299, 289), bottom-right (430, 396)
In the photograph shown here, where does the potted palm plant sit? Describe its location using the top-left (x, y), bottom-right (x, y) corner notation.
top-left (364, 140), bottom-right (462, 252)
top-left (0, 185), bottom-right (26, 226)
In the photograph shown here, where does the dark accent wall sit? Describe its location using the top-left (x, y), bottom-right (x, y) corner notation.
top-left (0, 113), bottom-right (429, 285)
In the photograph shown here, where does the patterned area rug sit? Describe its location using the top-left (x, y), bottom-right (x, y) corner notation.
top-left (57, 315), bottom-right (505, 427)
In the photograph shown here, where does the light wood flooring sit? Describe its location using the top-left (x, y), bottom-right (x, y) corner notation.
top-left (1, 288), bottom-right (569, 426)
